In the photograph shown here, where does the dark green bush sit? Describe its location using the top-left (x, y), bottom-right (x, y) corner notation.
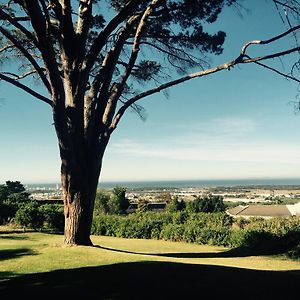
top-left (160, 224), bottom-right (185, 242)
top-left (287, 243), bottom-right (300, 259)
top-left (0, 202), bottom-right (18, 224)
top-left (94, 190), bottom-right (111, 214)
top-left (167, 197), bottom-right (186, 212)
top-left (15, 202), bottom-right (43, 229)
top-left (186, 195), bottom-right (226, 213)
top-left (92, 212), bottom-right (168, 239)
top-left (92, 211), bottom-right (233, 246)
top-left (0, 181), bottom-right (32, 224)
top-left (39, 204), bottom-right (64, 232)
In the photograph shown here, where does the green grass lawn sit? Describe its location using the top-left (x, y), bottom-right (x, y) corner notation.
top-left (1, 228), bottom-right (300, 299)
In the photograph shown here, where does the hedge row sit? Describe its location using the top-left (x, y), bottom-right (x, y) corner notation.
top-left (91, 212), bottom-right (300, 256)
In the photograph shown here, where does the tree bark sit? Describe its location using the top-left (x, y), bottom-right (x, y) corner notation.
top-left (49, 68), bottom-right (109, 245)
top-left (59, 130), bottom-right (109, 246)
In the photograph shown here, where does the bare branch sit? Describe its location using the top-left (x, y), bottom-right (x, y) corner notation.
top-left (110, 59), bottom-right (237, 132)
top-left (250, 59), bottom-right (300, 83)
top-left (241, 25), bottom-right (300, 55)
top-left (2, 69), bottom-right (40, 80)
top-left (0, 26), bottom-right (51, 92)
top-left (0, 43), bottom-right (14, 53)
top-left (0, 8), bottom-right (40, 49)
top-left (0, 72), bottom-right (53, 106)
top-left (274, 0), bottom-right (300, 17)
top-left (110, 30), bottom-right (300, 132)
top-left (242, 45), bottom-right (300, 64)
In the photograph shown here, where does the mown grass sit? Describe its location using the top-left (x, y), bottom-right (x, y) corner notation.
top-left (1, 227), bottom-right (300, 299)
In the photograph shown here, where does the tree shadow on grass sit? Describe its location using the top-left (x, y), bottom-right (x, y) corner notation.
top-left (0, 229), bottom-right (35, 235)
top-left (0, 235), bottom-right (30, 240)
top-left (0, 261), bottom-right (299, 299)
top-left (0, 248), bottom-right (36, 261)
top-left (94, 245), bottom-right (283, 258)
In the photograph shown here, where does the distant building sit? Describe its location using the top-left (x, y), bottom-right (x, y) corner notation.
top-left (226, 202), bottom-right (300, 219)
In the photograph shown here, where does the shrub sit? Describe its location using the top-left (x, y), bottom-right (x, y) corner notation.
top-left (186, 195), bottom-right (226, 213)
top-left (15, 202), bottom-right (43, 229)
top-left (39, 204), bottom-right (64, 232)
top-left (160, 224), bottom-right (185, 242)
top-left (0, 202), bottom-right (18, 224)
top-left (135, 199), bottom-right (150, 213)
top-left (94, 190), bottom-right (111, 214)
top-left (0, 181), bottom-right (31, 224)
top-left (287, 243), bottom-right (300, 259)
top-left (229, 229), bottom-right (283, 254)
top-left (167, 197), bottom-right (186, 212)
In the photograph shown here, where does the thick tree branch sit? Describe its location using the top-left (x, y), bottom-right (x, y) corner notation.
top-left (22, 0), bottom-right (72, 157)
top-left (83, 0), bottom-right (142, 74)
top-left (91, 15), bottom-right (139, 133)
top-left (106, 0), bottom-right (162, 124)
top-left (59, 0), bottom-right (77, 65)
top-left (0, 72), bottom-right (53, 106)
top-left (22, 1), bottom-right (64, 103)
top-left (76, 0), bottom-right (92, 38)
top-left (110, 61), bottom-right (235, 132)
top-left (48, 0), bottom-right (63, 21)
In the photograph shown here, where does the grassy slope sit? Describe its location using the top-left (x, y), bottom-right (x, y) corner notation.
top-left (1, 230), bottom-right (300, 299)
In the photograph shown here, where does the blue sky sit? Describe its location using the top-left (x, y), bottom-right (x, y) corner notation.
top-left (1, 0), bottom-right (300, 183)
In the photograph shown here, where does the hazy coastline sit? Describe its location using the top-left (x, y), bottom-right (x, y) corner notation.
top-left (24, 178), bottom-right (300, 190)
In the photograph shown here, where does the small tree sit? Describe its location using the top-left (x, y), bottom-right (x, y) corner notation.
top-left (107, 186), bottom-right (129, 214)
top-left (0, 181), bottom-right (30, 224)
top-left (0, 180), bottom-right (26, 200)
top-left (167, 197), bottom-right (186, 212)
top-left (94, 190), bottom-right (111, 214)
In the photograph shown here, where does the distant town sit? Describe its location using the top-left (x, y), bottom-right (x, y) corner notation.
top-left (27, 183), bottom-right (300, 205)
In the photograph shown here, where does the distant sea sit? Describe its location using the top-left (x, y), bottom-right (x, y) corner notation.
top-left (25, 178), bottom-right (300, 190)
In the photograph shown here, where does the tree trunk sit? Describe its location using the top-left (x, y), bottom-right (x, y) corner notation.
top-left (61, 140), bottom-right (108, 246)
top-left (63, 183), bottom-right (94, 246)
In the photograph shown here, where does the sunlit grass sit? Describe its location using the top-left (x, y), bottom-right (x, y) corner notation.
top-left (1, 228), bottom-right (300, 279)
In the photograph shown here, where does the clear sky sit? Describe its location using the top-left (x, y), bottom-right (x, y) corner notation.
top-left (1, 0), bottom-right (300, 184)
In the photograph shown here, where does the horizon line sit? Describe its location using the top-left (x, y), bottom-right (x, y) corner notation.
top-left (15, 176), bottom-right (300, 185)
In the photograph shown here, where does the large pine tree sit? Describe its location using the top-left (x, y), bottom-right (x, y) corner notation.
top-left (0, 0), bottom-right (299, 245)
